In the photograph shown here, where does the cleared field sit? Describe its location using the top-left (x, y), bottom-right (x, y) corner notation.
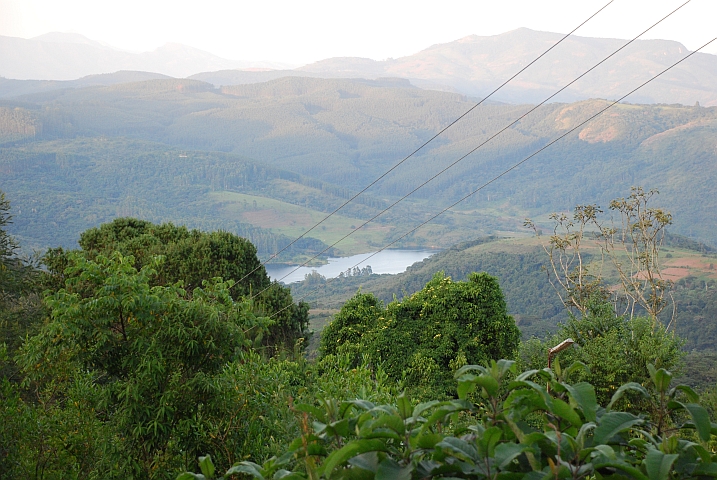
top-left (209, 191), bottom-right (393, 255)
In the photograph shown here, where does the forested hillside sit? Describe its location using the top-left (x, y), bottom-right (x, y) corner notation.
top-left (3, 185), bottom-right (717, 478)
top-left (1, 76), bottom-right (717, 253)
top-left (291, 234), bottom-right (717, 348)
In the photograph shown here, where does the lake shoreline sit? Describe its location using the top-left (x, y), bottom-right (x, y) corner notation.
top-left (266, 248), bottom-right (441, 284)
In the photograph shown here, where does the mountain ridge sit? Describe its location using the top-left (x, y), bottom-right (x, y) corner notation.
top-left (2, 28), bottom-right (716, 105)
top-left (0, 32), bottom-right (288, 80)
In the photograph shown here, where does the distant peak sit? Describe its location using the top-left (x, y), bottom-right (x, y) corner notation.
top-left (32, 32), bottom-right (114, 49)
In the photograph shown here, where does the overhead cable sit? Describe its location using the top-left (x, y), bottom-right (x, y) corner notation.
top-left (269, 35), bottom-right (716, 319)
top-left (237, 0), bottom-right (615, 284)
top-left (254, 0), bottom-right (690, 298)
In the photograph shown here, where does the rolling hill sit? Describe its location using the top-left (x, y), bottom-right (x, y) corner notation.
top-left (1, 76), bottom-right (716, 249)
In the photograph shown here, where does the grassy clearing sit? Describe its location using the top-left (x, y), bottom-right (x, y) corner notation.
top-left (209, 191), bottom-right (392, 255)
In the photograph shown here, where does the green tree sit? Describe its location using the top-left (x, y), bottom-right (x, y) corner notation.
top-left (519, 298), bottom-right (683, 406)
top-left (319, 291), bottom-right (384, 366)
top-left (320, 272), bottom-right (520, 398)
top-left (43, 218), bottom-right (308, 352)
top-left (20, 252), bottom-right (271, 477)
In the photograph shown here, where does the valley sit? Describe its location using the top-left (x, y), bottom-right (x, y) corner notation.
top-left (3, 17), bottom-right (717, 478)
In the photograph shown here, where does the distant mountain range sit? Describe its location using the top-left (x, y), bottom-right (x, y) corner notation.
top-left (0, 32), bottom-right (290, 80)
top-left (1, 29), bottom-right (716, 106)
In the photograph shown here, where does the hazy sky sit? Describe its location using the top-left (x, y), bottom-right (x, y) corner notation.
top-left (0, 0), bottom-right (715, 66)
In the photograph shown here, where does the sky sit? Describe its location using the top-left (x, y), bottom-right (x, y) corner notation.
top-left (0, 0), bottom-right (715, 66)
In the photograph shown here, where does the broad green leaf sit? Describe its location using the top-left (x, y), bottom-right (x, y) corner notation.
top-left (397, 393), bottom-right (412, 420)
top-left (494, 442), bottom-right (529, 469)
top-left (644, 448), bottom-right (678, 480)
top-left (348, 399), bottom-right (377, 412)
top-left (562, 382), bottom-right (597, 422)
top-left (478, 427), bottom-right (502, 457)
top-left (411, 400), bottom-right (440, 421)
top-left (648, 365), bottom-right (672, 393)
top-left (421, 400), bottom-right (472, 432)
top-left (225, 463), bottom-right (265, 479)
top-left (320, 439), bottom-right (388, 478)
top-left (606, 382), bottom-right (649, 411)
top-left (591, 444), bottom-right (617, 461)
top-left (457, 375), bottom-right (477, 400)
top-left (369, 414), bottom-right (405, 436)
top-left (692, 463), bottom-right (717, 477)
top-left (325, 418), bottom-right (350, 438)
top-left (413, 432), bottom-right (444, 449)
top-left (550, 398), bottom-right (582, 427)
top-left (591, 460), bottom-right (649, 480)
top-left (455, 364), bottom-right (488, 377)
top-left (669, 401), bottom-right (712, 442)
top-left (563, 361), bottom-right (590, 378)
top-left (273, 471), bottom-right (305, 480)
top-left (375, 458), bottom-right (412, 480)
top-left (348, 452), bottom-right (379, 473)
top-left (475, 375), bottom-right (500, 398)
top-left (176, 474), bottom-right (204, 480)
top-left (514, 369), bottom-right (540, 382)
top-left (199, 455), bottom-right (215, 479)
top-left (671, 384), bottom-right (699, 403)
top-left (437, 437), bottom-right (478, 462)
top-left (593, 412), bottom-right (643, 445)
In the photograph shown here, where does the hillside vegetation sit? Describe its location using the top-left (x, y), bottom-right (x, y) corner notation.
top-left (2, 76), bottom-right (717, 252)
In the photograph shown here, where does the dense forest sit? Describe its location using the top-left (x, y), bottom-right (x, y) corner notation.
top-left (2, 77), bottom-right (717, 253)
top-left (1, 74), bottom-right (717, 479)
top-left (3, 184), bottom-right (717, 478)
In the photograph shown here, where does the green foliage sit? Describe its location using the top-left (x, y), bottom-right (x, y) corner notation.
top-left (0, 190), bottom-right (43, 383)
top-left (319, 272), bottom-right (520, 398)
top-left (19, 252), bottom-right (271, 477)
top-left (319, 292), bottom-right (384, 366)
top-left (670, 276), bottom-right (717, 352)
top-left (43, 218), bottom-right (309, 352)
top-left (183, 360), bottom-right (717, 480)
top-left (519, 299), bottom-right (684, 406)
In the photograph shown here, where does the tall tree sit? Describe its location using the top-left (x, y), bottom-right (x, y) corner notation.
top-left (43, 218), bottom-right (308, 351)
top-left (320, 272), bottom-right (520, 398)
top-left (21, 252), bottom-right (271, 477)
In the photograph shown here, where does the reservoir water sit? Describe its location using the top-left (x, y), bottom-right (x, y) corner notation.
top-left (265, 249), bottom-right (438, 284)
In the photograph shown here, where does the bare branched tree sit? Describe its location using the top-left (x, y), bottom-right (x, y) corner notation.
top-left (597, 187), bottom-right (673, 325)
top-left (528, 187), bottom-right (674, 325)
top-left (525, 204), bottom-right (608, 316)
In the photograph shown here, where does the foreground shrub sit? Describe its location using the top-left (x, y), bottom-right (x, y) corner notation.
top-left (182, 360), bottom-right (717, 479)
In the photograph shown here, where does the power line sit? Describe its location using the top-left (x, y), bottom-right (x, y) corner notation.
top-left (237, 0), bottom-right (615, 284)
top-left (269, 36), bottom-right (716, 320)
top-left (255, 0), bottom-right (690, 298)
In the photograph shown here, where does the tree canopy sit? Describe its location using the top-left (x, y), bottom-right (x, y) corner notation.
top-left (43, 217), bottom-right (309, 351)
top-left (320, 272), bottom-right (520, 397)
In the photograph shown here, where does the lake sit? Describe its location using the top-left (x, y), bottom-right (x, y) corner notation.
top-left (265, 249), bottom-right (439, 284)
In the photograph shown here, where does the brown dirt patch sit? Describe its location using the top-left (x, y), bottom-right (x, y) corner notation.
top-left (660, 267), bottom-right (692, 281)
top-left (579, 125), bottom-right (618, 143)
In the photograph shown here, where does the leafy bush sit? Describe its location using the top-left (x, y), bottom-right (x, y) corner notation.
top-left (43, 218), bottom-right (309, 352)
top-left (319, 272), bottom-right (520, 398)
top-left (182, 360), bottom-right (717, 480)
top-left (519, 299), bottom-right (684, 406)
